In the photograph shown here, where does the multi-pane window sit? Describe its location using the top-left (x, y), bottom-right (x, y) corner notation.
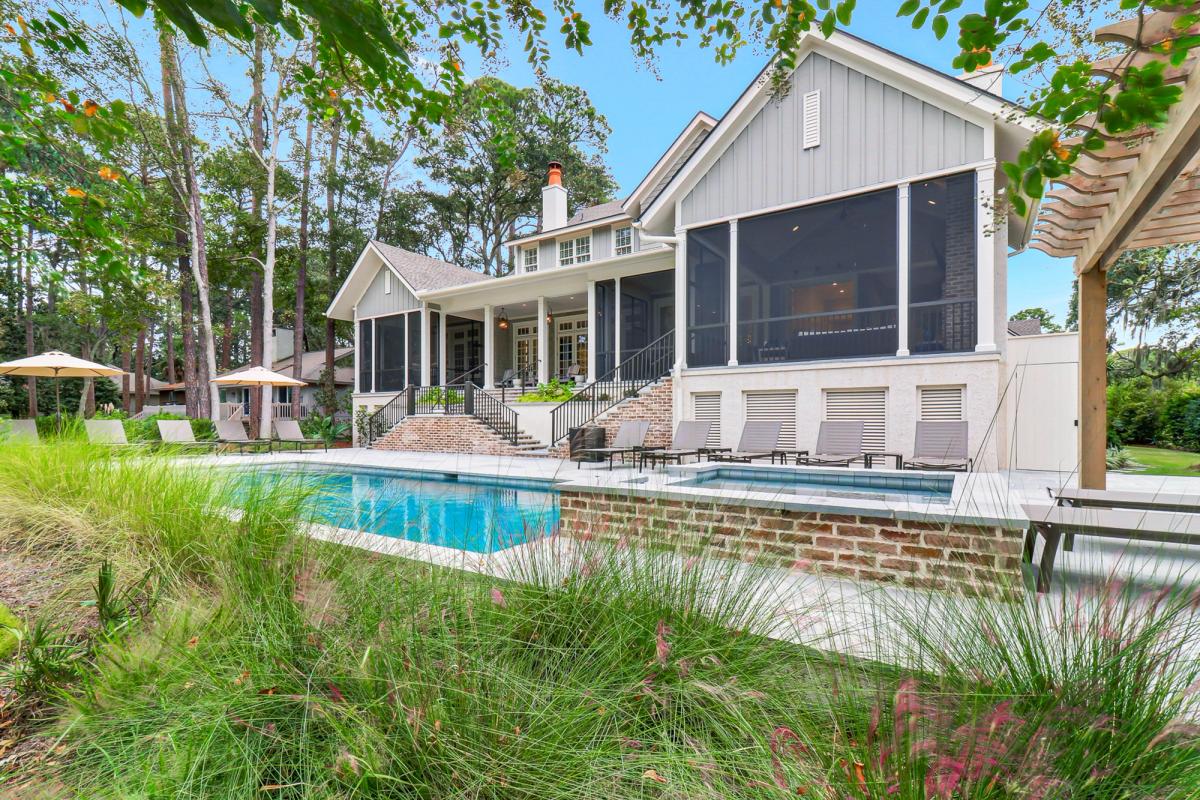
top-left (558, 234), bottom-right (591, 266)
top-left (522, 247), bottom-right (538, 272)
top-left (614, 226), bottom-right (633, 256)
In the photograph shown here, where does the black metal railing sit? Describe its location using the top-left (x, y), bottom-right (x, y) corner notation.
top-left (467, 382), bottom-right (521, 445)
top-left (909, 298), bottom-right (977, 354)
top-left (446, 363), bottom-right (485, 386)
top-left (409, 384), bottom-right (466, 415)
top-left (364, 391), bottom-right (407, 447)
top-left (549, 329), bottom-right (674, 444)
top-left (735, 306), bottom-right (899, 363)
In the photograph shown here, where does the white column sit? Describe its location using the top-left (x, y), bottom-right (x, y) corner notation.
top-left (613, 276), bottom-right (622, 379)
top-left (896, 183), bottom-right (911, 357)
top-left (483, 304), bottom-right (495, 388)
top-left (438, 312), bottom-right (448, 385)
top-left (537, 296), bottom-right (550, 384)
top-left (586, 280), bottom-right (597, 383)
top-left (727, 219), bottom-right (739, 366)
top-left (420, 305), bottom-right (432, 385)
top-left (974, 164), bottom-right (998, 353)
top-left (674, 228), bottom-right (687, 371)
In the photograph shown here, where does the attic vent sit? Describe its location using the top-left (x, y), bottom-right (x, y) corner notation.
top-left (802, 90), bottom-right (821, 149)
top-left (824, 388), bottom-right (886, 453)
top-left (384, 269), bottom-right (392, 294)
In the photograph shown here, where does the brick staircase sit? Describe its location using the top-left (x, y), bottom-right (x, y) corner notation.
top-left (372, 414), bottom-right (544, 456)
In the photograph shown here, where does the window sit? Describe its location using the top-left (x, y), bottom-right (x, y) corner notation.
top-left (737, 188), bottom-right (898, 364)
top-left (745, 390), bottom-right (797, 449)
top-left (358, 319), bottom-right (373, 392)
top-left (824, 388), bottom-right (886, 453)
top-left (909, 172), bottom-right (977, 353)
top-left (558, 234), bottom-right (591, 266)
top-left (691, 392), bottom-right (722, 448)
top-left (919, 386), bottom-right (964, 420)
top-left (686, 224), bottom-right (730, 367)
top-left (614, 226), bottom-right (633, 256)
top-left (374, 314), bottom-right (407, 392)
top-left (522, 247), bottom-right (538, 272)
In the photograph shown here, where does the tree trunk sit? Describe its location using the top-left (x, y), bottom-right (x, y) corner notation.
top-left (323, 114), bottom-right (342, 414)
top-left (294, 112), bottom-right (315, 420)
top-left (249, 25), bottom-right (267, 438)
top-left (179, 229), bottom-right (199, 418)
top-left (160, 23), bottom-right (217, 418)
top-left (221, 289), bottom-right (233, 370)
top-left (165, 318), bottom-right (176, 384)
top-left (134, 327), bottom-right (146, 412)
top-left (142, 319), bottom-right (154, 410)
top-left (22, 224), bottom-right (36, 416)
top-left (121, 343), bottom-right (132, 413)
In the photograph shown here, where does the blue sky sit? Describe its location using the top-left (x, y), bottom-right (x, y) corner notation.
top-left (469, 4), bottom-right (1078, 327)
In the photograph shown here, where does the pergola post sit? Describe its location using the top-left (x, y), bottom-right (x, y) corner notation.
top-left (1078, 267), bottom-right (1108, 489)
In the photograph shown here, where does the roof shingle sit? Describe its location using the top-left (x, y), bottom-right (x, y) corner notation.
top-left (370, 240), bottom-right (493, 291)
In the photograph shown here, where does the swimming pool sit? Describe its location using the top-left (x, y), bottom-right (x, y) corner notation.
top-left (671, 465), bottom-right (954, 504)
top-left (238, 465), bottom-right (560, 553)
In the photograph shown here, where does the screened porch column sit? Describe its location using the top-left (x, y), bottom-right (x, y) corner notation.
top-left (483, 304), bottom-right (495, 388)
top-left (974, 164), bottom-right (998, 352)
top-left (537, 296), bottom-right (550, 384)
top-left (673, 227), bottom-right (687, 370)
top-left (586, 280), bottom-right (597, 383)
top-left (896, 183), bottom-right (911, 357)
top-left (419, 305), bottom-right (431, 385)
top-left (727, 219), bottom-right (739, 366)
top-left (613, 277), bottom-right (622, 379)
top-left (438, 311), bottom-right (448, 384)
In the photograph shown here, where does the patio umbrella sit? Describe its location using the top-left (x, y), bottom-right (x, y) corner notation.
top-left (211, 366), bottom-right (306, 439)
top-left (0, 350), bottom-right (125, 428)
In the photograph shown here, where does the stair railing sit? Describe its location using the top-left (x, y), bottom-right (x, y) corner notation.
top-left (549, 329), bottom-right (674, 444)
top-left (364, 390), bottom-right (407, 447)
top-left (467, 382), bottom-right (520, 445)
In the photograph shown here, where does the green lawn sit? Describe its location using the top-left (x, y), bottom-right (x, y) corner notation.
top-left (1126, 445), bottom-right (1200, 476)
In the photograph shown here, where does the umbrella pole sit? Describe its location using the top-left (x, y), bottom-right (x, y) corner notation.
top-left (55, 371), bottom-right (62, 434)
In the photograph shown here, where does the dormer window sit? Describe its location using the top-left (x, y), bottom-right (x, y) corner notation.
top-left (614, 226), bottom-right (633, 256)
top-left (522, 247), bottom-right (538, 273)
top-left (558, 234), bottom-right (591, 266)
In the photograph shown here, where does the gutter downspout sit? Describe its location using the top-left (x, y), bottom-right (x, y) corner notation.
top-left (631, 222), bottom-right (680, 247)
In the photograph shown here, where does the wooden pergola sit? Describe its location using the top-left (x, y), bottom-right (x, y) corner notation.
top-left (1031, 9), bottom-right (1200, 489)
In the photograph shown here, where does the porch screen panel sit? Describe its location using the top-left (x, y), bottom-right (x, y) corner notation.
top-left (429, 311), bottom-right (440, 384)
top-left (358, 319), bottom-right (373, 392)
top-left (686, 223), bottom-right (729, 367)
top-left (595, 279), bottom-right (616, 376)
top-left (407, 311), bottom-right (422, 386)
top-left (909, 172), bottom-right (976, 353)
top-left (374, 313), bottom-right (407, 392)
top-left (737, 189), bottom-right (897, 363)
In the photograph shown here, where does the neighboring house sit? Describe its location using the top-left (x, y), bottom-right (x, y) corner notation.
top-left (328, 29), bottom-right (1067, 469)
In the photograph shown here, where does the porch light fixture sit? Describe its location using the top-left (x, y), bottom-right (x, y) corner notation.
top-left (545, 304), bottom-right (554, 325)
top-left (497, 309), bottom-right (509, 330)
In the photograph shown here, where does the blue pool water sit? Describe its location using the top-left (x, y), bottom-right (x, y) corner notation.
top-left (238, 466), bottom-right (560, 553)
top-left (673, 466), bottom-right (954, 504)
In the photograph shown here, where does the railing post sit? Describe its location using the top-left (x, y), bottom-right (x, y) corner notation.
top-left (406, 385), bottom-right (415, 416)
top-left (464, 382), bottom-right (474, 416)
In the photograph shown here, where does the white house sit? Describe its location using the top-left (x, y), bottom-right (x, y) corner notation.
top-left (327, 30), bottom-right (1078, 470)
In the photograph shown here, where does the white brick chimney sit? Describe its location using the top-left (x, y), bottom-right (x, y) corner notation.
top-left (541, 161), bottom-right (567, 231)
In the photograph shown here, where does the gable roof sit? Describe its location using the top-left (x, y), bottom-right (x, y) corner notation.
top-left (566, 200), bottom-right (625, 227)
top-left (623, 111), bottom-right (717, 218)
top-left (1007, 319), bottom-right (1044, 337)
top-left (326, 241), bottom-right (492, 320)
top-left (639, 29), bottom-right (1039, 232)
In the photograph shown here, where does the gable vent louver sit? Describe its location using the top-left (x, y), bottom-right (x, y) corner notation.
top-left (802, 90), bottom-right (821, 149)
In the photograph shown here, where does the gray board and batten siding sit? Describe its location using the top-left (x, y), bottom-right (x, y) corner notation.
top-left (680, 53), bottom-right (986, 227)
top-left (356, 263), bottom-right (421, 319)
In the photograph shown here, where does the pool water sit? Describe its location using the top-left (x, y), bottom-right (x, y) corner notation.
top-left (238, 466), bottom-right (559, 553)
top-left (673, 466), bottom-right (954, 504)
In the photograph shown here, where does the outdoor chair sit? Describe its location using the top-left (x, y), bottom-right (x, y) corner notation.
top-left (639, 420), bottom-right (714, 470)
top-left (578, 420), bottom-right (651, 470)
top-left (1023, 503), bottom-right (1200, 592)
top-left (903, 420), bottom-right (972, 471)
top-left (156, 420), bottom-right (219, 453)
top-left (706, 420), bottom-right (783, 463)
top-left (216, 419), bottom-right (271, 454)
top-left (3, 419), bottom-right (39, 443)
top-left (273, 419), bottom-right (327, 452)
top-left (497, 368), bottom-right (517, 387)
top-left (801, 420), bottom-right (865, 467)
top-left (84, 419), bottom-right (136, 447)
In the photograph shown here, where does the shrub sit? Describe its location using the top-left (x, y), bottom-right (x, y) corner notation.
top-left (301, 413), bottom-right (350, 444)
top-left (0, 601), bottom-right (21, 660)
top-left (1107, 376), bottom-right (1163, 445)
top-left (1159, 383), bottom-right (1200, 452)
top-left (516, 378), bottom-right (574, 402)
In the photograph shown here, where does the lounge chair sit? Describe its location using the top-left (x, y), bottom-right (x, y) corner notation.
top-left (85, 419), bottom-right (134, 446)
top-left (903, 420), bottom-right (971, 471)
top-left (801, 421), bottom-right (865, 467)
top-left (1023, 503), bottom-right (1200, 592)
top-left (639, 420), bottom-right (714, 470)
top-left (156, 420), bottom-right (219, 452)
top-left (215, 419), bottom-right (271, 454)
top-left (4, 419), bottom-right (39, 443)
top-left (579, 420), bottom-right (651, 470)
top-left (273, 419), bottom-right (327, 452)
top-left (707, 420), bottom-right (783, 463)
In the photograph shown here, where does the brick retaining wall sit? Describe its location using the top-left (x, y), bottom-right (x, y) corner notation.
top-left (549, 378), bottom-right (674, 457)
top-left (558, 490), bottom-right (1025, 593)
top-left (373, 415), bottom-right (531, 456)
